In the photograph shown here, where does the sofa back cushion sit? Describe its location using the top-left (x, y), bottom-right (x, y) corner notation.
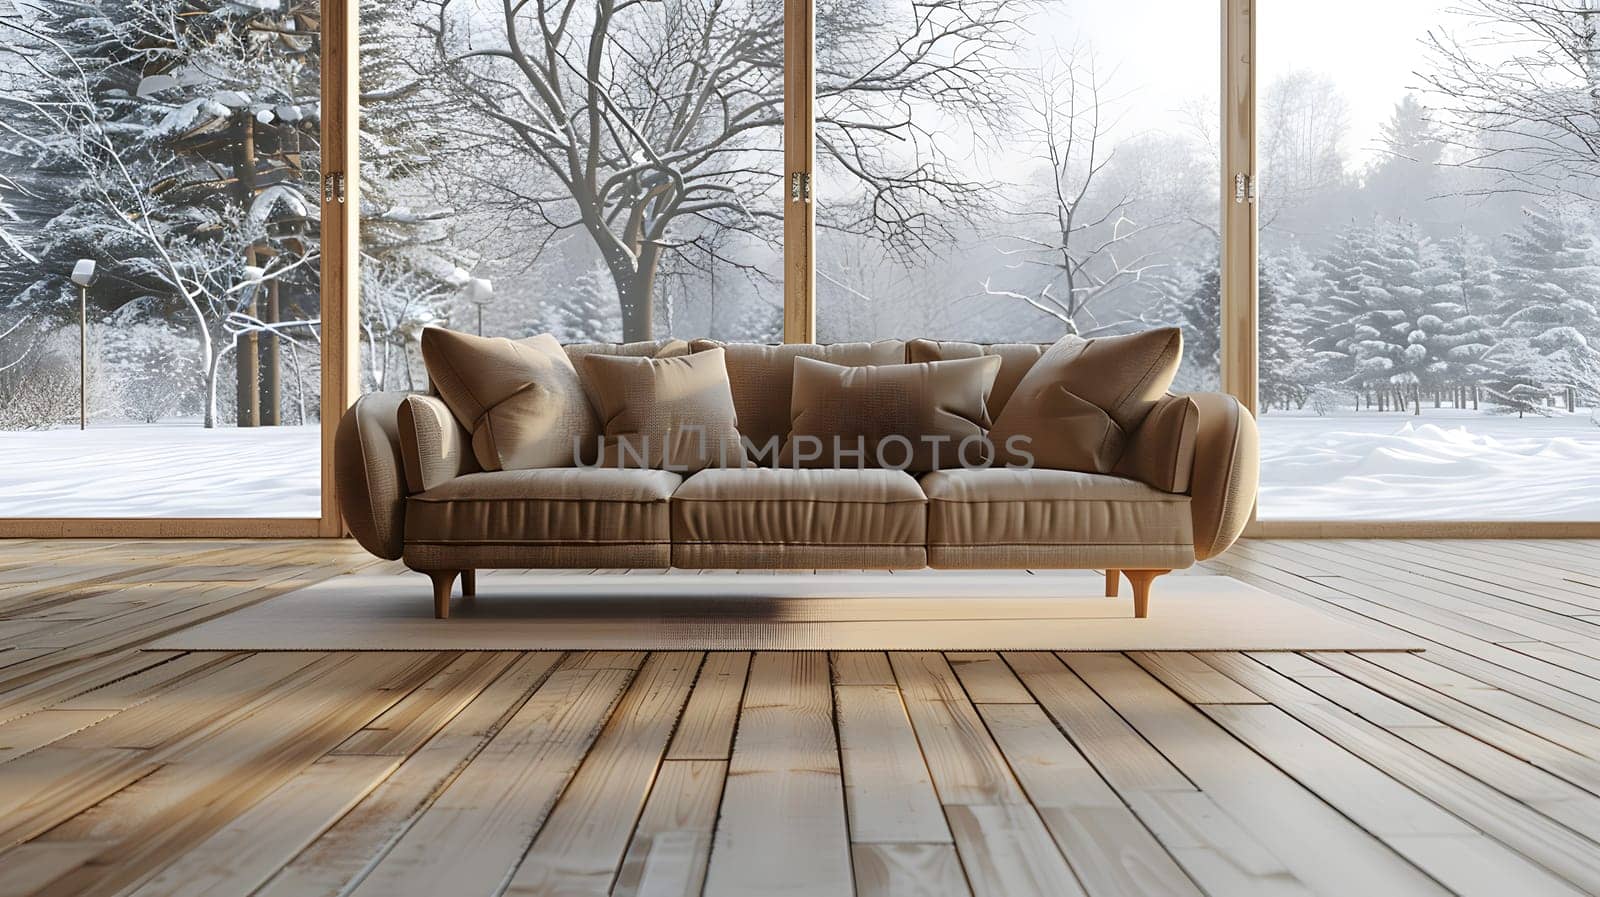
top-left (420, 328), bottom-right (598, 471)
top-left (988, 327), bottom-right (1184, 473)
top-left (780, 355), bottom-right (1001, 472)
top-left (581, 347), bottom-right (749, 471)
top-left (905, 340), bottom-right (1049, 418)
top-left (689, 339), bottom-right (905, 455)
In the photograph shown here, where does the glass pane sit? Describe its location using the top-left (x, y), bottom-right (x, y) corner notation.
top-left (358, 0), bottom-right (785, 395)
top-left (0, 2), bottom-right (323, 517)
top-left (813, 0), bottom-right (1222, 390)
top-left (1258, 0), bottom-right (1600, 520)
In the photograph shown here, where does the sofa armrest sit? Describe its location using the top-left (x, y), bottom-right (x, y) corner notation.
top-left (1115, 394), bottom-right (1200, 494)
top-left (334, 392), bottom-right (409, 561)
top-left (1116, 392), bottom-right (1258, 560)
top-left (397, 394), bottom-right (480, 493)
top-left (1186, 392), bottom-right (1259, 560)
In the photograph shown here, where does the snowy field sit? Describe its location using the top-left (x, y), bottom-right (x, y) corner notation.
top-left (1259, 409), bottom-right (1600, 521)
top-left (0, 411), bottom-right (1597, 520)
top-left (0, 421), bottom-right (320, 518)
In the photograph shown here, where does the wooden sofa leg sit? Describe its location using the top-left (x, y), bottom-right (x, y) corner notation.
top-left (427, 570), bottom-right (460, 620)
top-left (1105, 570), bottom-right (1120, 598)
top-left (461, 569), bottom-right (476, 598)
top-left (1123, 569), bottom-right (1170, 619)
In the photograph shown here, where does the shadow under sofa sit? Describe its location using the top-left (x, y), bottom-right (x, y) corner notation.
top-left (335, 338), bottom-right (1259, 619)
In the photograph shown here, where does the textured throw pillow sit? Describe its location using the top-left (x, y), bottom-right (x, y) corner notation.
top-left (780, 355), bottom-right (1001, 472)
top-left (581, 347), bottom-right (748, 471)
top-left (988, 327), bottom-right (1183, 473)
top-left (419, 328), bottom-right (597, 471)
top-left (905, 339), bottom-right (1049, 419)
top-left (689, 339), bottom-right (906, 457)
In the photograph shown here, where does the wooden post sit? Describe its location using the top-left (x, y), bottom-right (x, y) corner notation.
top-left (261, 278), bottom-right (281, 426)
top-left (782, 0), bottom-right (815, 343)
top-left (319, 0), bottom-right (361, 536)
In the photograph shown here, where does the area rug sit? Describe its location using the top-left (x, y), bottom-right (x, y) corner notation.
top-left (146, 571), bottom-right (1419, 652)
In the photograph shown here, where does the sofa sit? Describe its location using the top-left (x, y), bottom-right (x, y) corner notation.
top-left (335, 337), bottom-right (1259, 619)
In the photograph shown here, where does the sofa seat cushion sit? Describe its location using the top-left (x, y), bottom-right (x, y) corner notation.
top-left (920, 468), bottom-right (1194, 570)
top-left (673, 468), bottom-right (926, 547)
top-left (405, 468), bottom-right (681, 548)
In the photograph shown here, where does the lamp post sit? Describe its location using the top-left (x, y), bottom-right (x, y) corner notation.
top-left (70, 259), bottom-right (98, 431)
top-left (468, 277), bottom-right (494, 336)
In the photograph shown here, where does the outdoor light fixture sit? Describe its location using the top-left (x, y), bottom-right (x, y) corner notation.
top-left (468, 277), bottom-right (494, 336)
top-left (71, 259), bottom-right (98, 431)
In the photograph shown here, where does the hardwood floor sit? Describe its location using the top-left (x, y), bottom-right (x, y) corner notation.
top-left (0, 538), bottom-right (1598, 896)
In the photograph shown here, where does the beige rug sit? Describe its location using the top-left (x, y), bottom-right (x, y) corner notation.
top-left (147, 571), bottom-right (1418, 652)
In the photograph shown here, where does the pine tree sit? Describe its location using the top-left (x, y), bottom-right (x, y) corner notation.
top-left (1494, 200), bottom-right (1600, 407)
top-left (1259, 243), bottom-right (1320, 410)
top-left (549, 260), bottom-right (624, 343)
top-left (1309, 219), bottom-right (1381, 394)
top-left (1159, 257), bottom-right (1221, 391)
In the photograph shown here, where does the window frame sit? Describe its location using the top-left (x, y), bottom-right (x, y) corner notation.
top-left (2, 0), bottom-right (1594, 537)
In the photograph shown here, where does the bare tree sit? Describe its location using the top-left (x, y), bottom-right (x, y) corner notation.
top-left (419, 0), bottom-right (1027, 341)
top-left (983, 48), bottom-right (1161, 335)
top-left (1419, 0), bottom-right (1600, 200)
top-left (0, 21), bottom-right (316, 427)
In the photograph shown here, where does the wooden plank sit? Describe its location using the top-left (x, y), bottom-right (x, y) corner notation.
top-left (832, 651), bottom-right (896, 686)
top-left (666, 652), bottom-right (749, 760)
top-left (1204, 703), bottom-right (1584, 897)
top-left (1200, 651), bottom-right (1600, 893)
top-left (345, 659), bottom-right (637, 897)
top-left (123, 754), bottom-right (401, 897)
top-left (334, 652), bottom-right (518, 756)
top-left (507, 652), bottom-right (702, 896)
top-left (980, 701), bottom-right (1202, 897)
top-left (943, 805), bottom-right (1087, 897)
top-left (1129, 652), bottom-right (1266, 704)
top-left (612, 760), bottom-right (727, 897)
top-left (1061, 652), bottom-right (1452, 897)
top-left (255, 653), bottom-right (563, 897)
top-left (852, 843), bottom-right (971, 897)
top-left (22, 653), bottom-right (442, 897)
top-left (888, 652), bottom-right (1027, 806)
top-left (947, 652), bottom-right (1035, 703)
top-left (703, 652), bottom-right (851, 897)
top-left (1311, 651), bottom-right (1600, 796)
top-left (1004, 652), bottom-right (1192, 794)
top-left (836, 684), bottom-right (950, 844)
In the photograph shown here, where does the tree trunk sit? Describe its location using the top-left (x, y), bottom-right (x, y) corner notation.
top-left (1413, 384), bottom-right (1421, 415)
top-left (260, 278), bottom-right (281, 426)
top-left (204, 347), bottom-right (225, 429)
top-left (618, 254), bottom-right (659, 343)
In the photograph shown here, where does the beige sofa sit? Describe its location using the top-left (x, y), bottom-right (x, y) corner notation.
top-left (336, 339), bottom-right (1259, 619)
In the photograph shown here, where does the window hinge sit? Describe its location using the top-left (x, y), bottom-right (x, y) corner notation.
top-left (790, 171), bottom-right (812, 204)
top-left (1233, 172), bottom-right (1256, 205)
top-left (323, 171), bottom-right (347, 205)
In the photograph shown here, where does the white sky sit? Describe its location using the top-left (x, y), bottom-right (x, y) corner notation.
top-left (1044, 0), bottom-right (1467, 163)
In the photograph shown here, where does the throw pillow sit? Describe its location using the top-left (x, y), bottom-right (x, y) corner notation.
top-left (689, 339), bottom-right (906, 459)
top-left (581, 347), bottom-right (748, 471)
top-left (780, 355), bottom-right (1001, 472)
top-left (988, 327), bottom-right (1183, 473)
top-left (419, 327), bottom-right (597, 471)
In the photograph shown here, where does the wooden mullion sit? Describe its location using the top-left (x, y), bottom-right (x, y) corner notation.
top-left (318, 0), bottom-right (360, 537)
top-left (782, 0), bottom-right (815, 344)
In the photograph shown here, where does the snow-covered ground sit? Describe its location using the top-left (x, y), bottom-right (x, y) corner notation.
top-left (0, 420), bottom-right (319, 518)
top-left (1259, 409), bottom-right (1600, 520)
top-left (0, 410), bottom-right (1597, 520)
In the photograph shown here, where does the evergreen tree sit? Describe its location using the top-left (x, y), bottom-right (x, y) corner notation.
top-left (1159, 257), bottom-right (1221, 391)
top-left (1493, 200), bottom-right (1600, 406)
top-left (1259, 244), bottom-right (1320, 410)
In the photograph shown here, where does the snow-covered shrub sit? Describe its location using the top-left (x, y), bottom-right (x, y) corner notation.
top-left (101, 317), bottom-right (202, 423)
top-left (1307, 387), bottom-right (1344, 417)
top-left (0, 346), bottom-right (79, 430)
